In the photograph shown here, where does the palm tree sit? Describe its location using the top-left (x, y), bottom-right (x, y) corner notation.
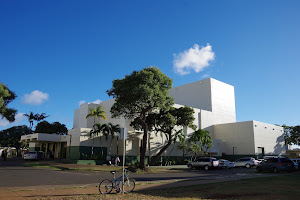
top-left (24, 112), bottom-right (49, 130)
top-left (86, 106), bottom-right (107, 159)
top-left (107, 123), bottom-right (120, 156)
top-left (92, 123), bottom-right (120, 156)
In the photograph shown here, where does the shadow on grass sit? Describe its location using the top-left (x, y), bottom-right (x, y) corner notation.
top-left (134, 172), bottom-right (300, 200)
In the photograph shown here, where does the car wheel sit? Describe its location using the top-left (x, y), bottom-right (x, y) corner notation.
top-left (245, 164), bottom-right (251, 168)
top-left (204, 165), bottom-right (209, 171)
top-left (273, 167), bottom-right (279, 173)
top-left (256, 167), bottom-right (261, 173)
top-left (188, 165), bottom-right (193, 170)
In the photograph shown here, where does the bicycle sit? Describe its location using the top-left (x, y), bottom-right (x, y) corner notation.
top-left (99, 169), bottom-right (135, 194)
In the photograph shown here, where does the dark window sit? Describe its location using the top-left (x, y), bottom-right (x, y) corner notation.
top-left (269, 158), bottom-right (278, 163)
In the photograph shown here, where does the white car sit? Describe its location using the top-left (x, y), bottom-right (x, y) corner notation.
top-left (24, 151), bottom-right (45, 160)
top-left (234, 157), bottom-right (256, 168)
top-left (218, 159), bottom-right (235, 169)
top-left (255, 159), bottom-right (264, 165)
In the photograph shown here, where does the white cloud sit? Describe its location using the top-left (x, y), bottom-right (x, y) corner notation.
top-left (173, 43), bottom-right (215, 75)
top-left (78, 100), bottom-right (86, 107)
top-left (201, 74), bottom-right (210, 78)
top-left (0, 113), bottom-right (26, 127)
top-left (21, 90), bottom-right (49, 105)
top-left (92, 99), bottom-right (102, 104)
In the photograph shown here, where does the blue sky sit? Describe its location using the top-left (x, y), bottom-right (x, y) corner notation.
top-left (1, 0), bottom-right (299, 130)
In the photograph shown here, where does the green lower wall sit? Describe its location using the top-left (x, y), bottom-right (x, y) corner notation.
top-left (65, 146), bottom-right (267, 166)
top-left (66, 146), bottom-right (107, 160)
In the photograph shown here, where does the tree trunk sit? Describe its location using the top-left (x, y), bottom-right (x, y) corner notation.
top-left (150, 131), bottom-right (172, 165)
top-left (139, 124), bottom-right (148, 169)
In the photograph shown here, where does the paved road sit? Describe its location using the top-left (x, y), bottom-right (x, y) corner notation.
top-left (0, 158), bottom-right (267, 187)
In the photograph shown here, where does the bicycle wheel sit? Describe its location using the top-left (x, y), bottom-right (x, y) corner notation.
top-left (123, 178), bottom-right (135, 193)
top-left (99, 179), bottom-right (113, 194)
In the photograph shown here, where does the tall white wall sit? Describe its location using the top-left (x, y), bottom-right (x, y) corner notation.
top-left (210, 79), bottom-right (236, 125)
top-left (73, 100), bottom-right (132, 131)
top-left (213, 121), bottom-right (256, 155)
top-left (169, 78), bottom-right (212, 111)
top-left (169, 78), bottom-right (236, 136)
top-left (253, 121), bottom-right (285, 155)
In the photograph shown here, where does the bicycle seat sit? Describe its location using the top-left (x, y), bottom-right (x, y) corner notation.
top-left (110, 171), bottom-right (116, 174)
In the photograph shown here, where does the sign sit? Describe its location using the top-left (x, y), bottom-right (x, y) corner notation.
top-left (120, 128), bottom-right (127, 140)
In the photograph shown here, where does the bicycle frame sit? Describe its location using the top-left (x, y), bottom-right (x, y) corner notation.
top-left (112, 172), bottom-right (128, 187)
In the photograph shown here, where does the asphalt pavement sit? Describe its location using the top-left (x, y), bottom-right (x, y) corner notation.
top-left (0, 157), bottom-right (270, 188)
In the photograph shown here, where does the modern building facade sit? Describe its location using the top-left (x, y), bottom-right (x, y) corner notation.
top-left (21, 78), bottom-right (286, 162)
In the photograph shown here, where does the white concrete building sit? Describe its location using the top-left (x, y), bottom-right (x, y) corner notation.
top-left (169, 78), bottom-right (285, 158)
top-left (21, 77), bottom-right (285, 162)
top-left (66, 78), bottom-right (285, 161)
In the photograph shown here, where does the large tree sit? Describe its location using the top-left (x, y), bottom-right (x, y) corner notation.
top-left (35, 121), bottom-right (68, 135)
top-left (0, 83), bottom-right (17, 122)
top-left (107, 66), bottom-right (173, 169)
top-left (0, 125), bottom-right (32, 156)
top-left (283, 125), bottom-right (300, 145)
top-left (132, 106), bottom-right (196, 165)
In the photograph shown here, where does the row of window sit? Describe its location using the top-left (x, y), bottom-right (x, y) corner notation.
top-left (254, 125), bottom-right (283, 132)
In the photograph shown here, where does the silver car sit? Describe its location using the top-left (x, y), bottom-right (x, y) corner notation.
top-left (187, 157), bottom-right (219, 170)
top-left (234, 157), bottom-right (255, 168)
top-left (24, 151), bottom-right (45, 160)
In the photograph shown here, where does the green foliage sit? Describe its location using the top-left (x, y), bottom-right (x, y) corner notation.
top-left (177, 134), bottom-right (188, 156)
top-left (0, 83), bottom-right (17, 122)
top-left (107, 66), bottom-right (174, 168)
top-left (23, 112), bottom-right (49, 129)
top-left (86, 106), bottom-right (107, 121)
top-left (86, 106), bottom-right (107, 159)
top-left (283, 125), bottom-right (300, 145)
top-left (188, 129), bottom-right (213, 155)
top-left (35, 121), bottom-right (68, 135)
top-left (0, 125), bottom-right (32, 155)
top-left (189, 142), bottom-right (202, 156)
top-left (107, 66), bottom-right (174, 119)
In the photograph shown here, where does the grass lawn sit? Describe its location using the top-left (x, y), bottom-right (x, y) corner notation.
top-left (50, 172), bottom-right (300, 200)
top-left (135, 173), bottom-right (300, 200)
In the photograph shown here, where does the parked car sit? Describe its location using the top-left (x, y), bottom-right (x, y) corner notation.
top-left (291, 159), bottom-right (299, 171)
top-left (187, 157), bottom-right (219, 170)
top-left (218, 159), bottom-right (235, 169)
top-left (234, 157), bottom-right (256, 168)
top-left (24, 151), bottom-right (45, 160)
top-left (255, 159), bottom-right (264, 165)
top-left (256, 157), bottom-right (295, 173)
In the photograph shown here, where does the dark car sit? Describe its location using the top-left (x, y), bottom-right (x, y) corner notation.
top-left (187, 157), bottom-right (219, 170)
top-left (256, 157), bottom-right (295, 173)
